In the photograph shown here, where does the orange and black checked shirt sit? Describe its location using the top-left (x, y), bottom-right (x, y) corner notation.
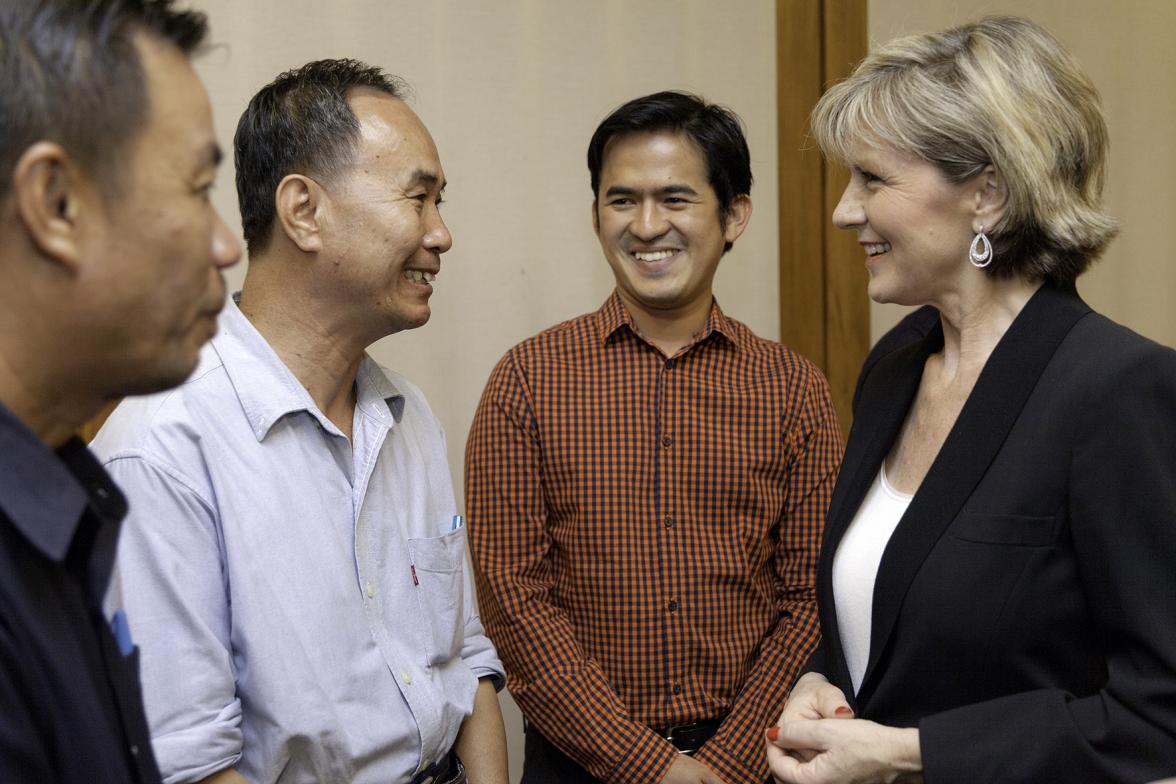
top-left (465, 293), bottom-right (842, 784)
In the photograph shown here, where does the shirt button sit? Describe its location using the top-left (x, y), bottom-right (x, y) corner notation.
top-left (663, 515), bottom-right (674, 528)
top-left (129, 744), bottom-right (139, 756)
top-left (667, 599), bottom-right (679, 612)
top-left (365, 582), bottom-right (374, 599)
top-left (661, 435), bottom-right (673, 447)
top-left (94, 486), bottom-right (110, 501)
top-left (401, 670), bottom-right (412, 685)
top-left (664, 360), bottom-right (673, 370)
top-left (671, 681), bottom-right (682, 695)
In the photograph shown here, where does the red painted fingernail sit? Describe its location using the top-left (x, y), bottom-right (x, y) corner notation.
top-left (766, 726), bottom-right (779, 742)
top-left (835, 706), bottom-right (853, 716)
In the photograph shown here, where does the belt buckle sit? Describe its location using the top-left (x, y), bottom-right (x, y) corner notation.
top-left (663, 723), bottom-right (700, 756)
top-left (413, 753), bottom-right (465, 784)
top-left (437, 754), bottom-right (466, 784)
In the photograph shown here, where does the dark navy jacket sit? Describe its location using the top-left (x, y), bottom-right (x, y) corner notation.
top-left (0, 403), bottom-right (160, 783)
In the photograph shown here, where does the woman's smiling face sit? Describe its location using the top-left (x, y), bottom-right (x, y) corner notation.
top-left (833, 142), bottom-right (984, 309)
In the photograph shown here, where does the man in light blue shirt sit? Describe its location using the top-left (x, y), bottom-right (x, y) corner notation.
top-left (92, 59), bottom-right (506, 784)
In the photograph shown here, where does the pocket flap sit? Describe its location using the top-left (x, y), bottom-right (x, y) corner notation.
top-left (951, 512), bottom-right (1058, 546)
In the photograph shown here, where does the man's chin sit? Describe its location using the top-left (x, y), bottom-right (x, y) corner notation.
top-left (119, 341), bottom-right (207, 397)
top-left (131, 363), bottom-right (198, 397)
top-left (383, 306), bottom-right (431, 337)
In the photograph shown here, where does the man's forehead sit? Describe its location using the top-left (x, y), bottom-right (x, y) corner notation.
top-left (598, 132), bottom-right (709, 192)
top-left (349, 92), bottom-right (444, 183)
top-left (133, 33), bottom-right (215, 150)
top-left (350, 90), bottom-right (424, 143)
top-left (601, 131), bottom-right (706, 171)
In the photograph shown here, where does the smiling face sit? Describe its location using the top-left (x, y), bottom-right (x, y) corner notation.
top-left (81, 33), bottom-right (240, 395)
top-left (317, 91), bottom-right (451, 340)
top-left (833, 142), bottom-right (984, 308)
top-left (593, 131), bottom-right (749, 329)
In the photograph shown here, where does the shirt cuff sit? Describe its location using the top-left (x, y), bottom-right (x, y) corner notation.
top-left (606, 730), bottom-right (677, 784)
top-left (152, 702), bottom-right (243, 784)
top-left (694, 734), bottom-right (766, 784)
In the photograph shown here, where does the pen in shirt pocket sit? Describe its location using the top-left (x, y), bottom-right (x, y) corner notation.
top-left (411, 516), bottom-right (463, 586)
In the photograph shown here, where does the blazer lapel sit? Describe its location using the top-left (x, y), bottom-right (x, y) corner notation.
top-left (818, 330), bottom-right (936, 699)
top-left (857, 282), bottom-right (1091, 698)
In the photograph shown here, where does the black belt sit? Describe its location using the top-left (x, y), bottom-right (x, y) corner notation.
top-left (650, 717), bottom-right (725, 755)
top-left (411, 751), bottom-right (465, 784)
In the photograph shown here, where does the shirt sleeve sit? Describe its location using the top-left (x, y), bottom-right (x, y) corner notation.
top-left (465, 352), bottom-right (679, 784)
top-left (458, 528), bottom-right (506, 689)
top-left (103, 453), bottom-right (243, 784)
top-left (694, 360), bottom-right (842, 784)
top-left (919, 341), bottom-right (1176, 783)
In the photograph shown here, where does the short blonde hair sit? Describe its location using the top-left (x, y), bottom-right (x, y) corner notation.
top-left (811, 16), bottom-right (1117, 282)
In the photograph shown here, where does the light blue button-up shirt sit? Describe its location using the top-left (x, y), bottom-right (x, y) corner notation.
top-left (94, 297), bottom-right (502, 784)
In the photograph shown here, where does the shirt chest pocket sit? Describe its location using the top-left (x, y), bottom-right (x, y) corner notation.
top-left (407, 529), bottom-right (466, 666)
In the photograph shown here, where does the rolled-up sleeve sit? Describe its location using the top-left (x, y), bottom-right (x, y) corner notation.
top-left (103, 453), bottom-right (242, 783)
top-left (459, 532), bottom-right (506, 689)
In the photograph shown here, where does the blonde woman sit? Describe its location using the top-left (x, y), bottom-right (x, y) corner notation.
top-left (767, 16), bottom-right (1176, 783)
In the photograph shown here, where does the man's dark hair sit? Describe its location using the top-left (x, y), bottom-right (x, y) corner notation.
top-left (587, 90), bottom-right (753, 249)
top-left (0, 0), bottom-right (207, 201)
top-left (234, 59), bottom-right (407, 256)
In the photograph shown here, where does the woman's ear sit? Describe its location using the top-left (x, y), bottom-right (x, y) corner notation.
top-left (973, 164), bottom-right (1009, 232)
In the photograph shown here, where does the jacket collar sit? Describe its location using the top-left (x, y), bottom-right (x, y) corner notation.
top-left (0, 404), bottom-right (125, 564)
top-left (820, 281), bottom-right (1092, 703)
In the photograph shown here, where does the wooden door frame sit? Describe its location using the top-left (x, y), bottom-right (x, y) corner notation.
top-left (777, 0), bottom-right (869, 433)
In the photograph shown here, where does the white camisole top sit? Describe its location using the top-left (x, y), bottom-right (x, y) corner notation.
top-left (831, 462), bottom-right (913, 695)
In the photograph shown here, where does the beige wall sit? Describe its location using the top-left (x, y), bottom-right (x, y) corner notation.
top-left (191, 2), bottom-right (778, 780)
top-left (176, 3), bottom-right (1176, 780)
top-left (196, 0), bottom-right (779, 484)
top-left (181, 2), bottom-right (1172, 780)
top-left (868, 1), bottom-right (1176, 347)
top-left (193, 2), bottom-right (1176, 470)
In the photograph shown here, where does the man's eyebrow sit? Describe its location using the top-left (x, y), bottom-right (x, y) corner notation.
top-left (410, 169), bottom-right (445, 190)
top-left (603, 183), bottom-right (699, 198)
top-left (196, 142), bottom-right (223, 171)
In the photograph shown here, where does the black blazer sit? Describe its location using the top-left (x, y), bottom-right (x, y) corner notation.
top-left (809, 282), bottom-right (1176, 783)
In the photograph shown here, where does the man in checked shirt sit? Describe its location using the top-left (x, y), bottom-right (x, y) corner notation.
top-left (465, 91), bottom-right (843, 784)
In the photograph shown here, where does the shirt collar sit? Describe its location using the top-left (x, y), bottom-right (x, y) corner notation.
top-left (0, 404), bottom-right (126, 562)
top-left (213, 295), bottom-right (404, 441)
top-left (595, 290), bottom-right (741, 352)
top-left (356, 353), bottom-right (406, 423)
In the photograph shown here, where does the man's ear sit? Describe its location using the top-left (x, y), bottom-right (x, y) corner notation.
top-left (722, 194), bottom-right (753, 246)
top-left (274, 174), bottom-right (323, 253)
top-left (973, 164), bottom-right (1008, 232)
top-left (590, 200), bottom-right (599, 234)
top-left (11, 141), bottom-right (87, 271)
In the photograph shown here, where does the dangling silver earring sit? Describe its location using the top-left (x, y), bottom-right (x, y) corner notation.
top-left (969, 226), bottom-right (993, 268)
